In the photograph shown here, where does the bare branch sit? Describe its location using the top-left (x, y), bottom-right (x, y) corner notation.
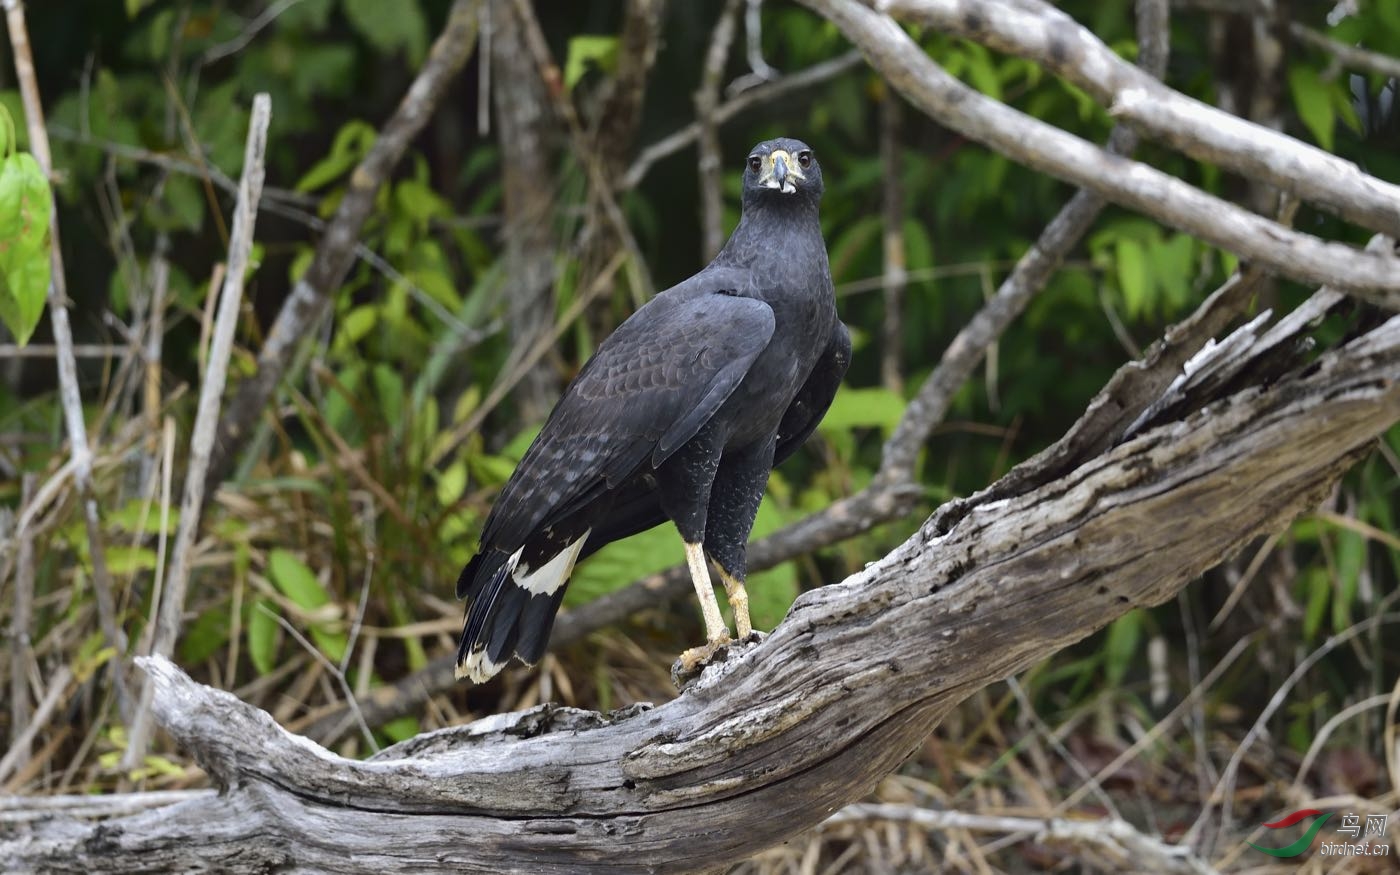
top-left (7, 475), bottom-right (37, 767)
top-left (592, 0), bottom-right (667, 178)
top-left (794, 0), bottom-right (1400, 299)
top-left (0, 666), bottom-right (73, 786)
top-left (123, 93), bottom-right (272, 771)
top-left (878, 91), bottom-right (906, 394)
top-left (696, 0), bottom-right (744, 261)
top-left (621, 51), bottom-right (863, 191)
top-left (1288, 21), bottom-right (1400, 80)
top-left (879, 0), bottom-right (1171, 487)
top-left (881, 0), bottom-right (1400, 240)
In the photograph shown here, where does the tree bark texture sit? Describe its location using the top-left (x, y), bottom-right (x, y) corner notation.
top-left (491, 0), bottom-right (564, 424)
top-left (5, 300), bottom-right (1398, 873)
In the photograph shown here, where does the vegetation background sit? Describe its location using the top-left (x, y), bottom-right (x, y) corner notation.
top-left (1, 0), bottom-right (1397, 871)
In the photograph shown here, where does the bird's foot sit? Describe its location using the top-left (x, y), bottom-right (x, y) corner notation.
top-left (671, 630), bottom-right (766, 688)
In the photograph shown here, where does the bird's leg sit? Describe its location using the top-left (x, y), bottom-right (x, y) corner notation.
top-left (679, 542), bottom-right (732, 673)
top-left (715, 566), bottom-right (752, 639)
top-left (684, 541), bottom-right (729, 644)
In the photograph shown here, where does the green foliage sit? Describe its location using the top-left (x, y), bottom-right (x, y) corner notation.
top-left (564, 36), bottom-right (619, 90)
top-left (0, 105), bottom-right (51, 345)
top-left (267, 549), bottom-right (347, 663)
top-left (343, 0), bottom-right (428, 64)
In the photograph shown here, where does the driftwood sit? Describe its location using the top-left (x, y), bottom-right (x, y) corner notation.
top-left (4, 290), bottom-right (1398, 872)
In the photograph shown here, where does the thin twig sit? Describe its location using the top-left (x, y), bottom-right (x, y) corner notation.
top-left (0, 343), bottom-right (131, 358)
top-left (261, 604), bottom-right (378, 753)
top-left (1288, 21), bottom-right (1400, 80)
top-left (4, 0), bottom-right (131, 719)
top-left (696, 0), bottom-right (743, 261)
top-left (123, 94), bottom-right (272, 772)
top-left (622, 50), bottom-right (863, 191)
top-left (878, 91), bottom-right (906, 394)
top-left (826, 804), bottom-right (1218, 875)
top-left (0, 665), bottom-right (74, 785)
top-left (1186, 610), bottom-right (1400, 855)
top-left (8, 474), bottom-right (37, 764)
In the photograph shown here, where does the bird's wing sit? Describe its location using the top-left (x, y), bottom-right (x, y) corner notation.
top-left (774, 321), bottom-right (851, 465)
top-left (472, 283), bottom-right (776, 567)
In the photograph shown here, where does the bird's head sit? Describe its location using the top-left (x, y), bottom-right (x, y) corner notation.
top-left (742, 137), bottom-right (823, 207)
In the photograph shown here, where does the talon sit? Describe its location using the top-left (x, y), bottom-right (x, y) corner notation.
top-left (679, 632), bottom-right (733, 673)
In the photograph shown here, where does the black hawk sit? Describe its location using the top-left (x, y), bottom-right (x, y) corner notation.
top-left (455, 138), bottom-right (849, 683)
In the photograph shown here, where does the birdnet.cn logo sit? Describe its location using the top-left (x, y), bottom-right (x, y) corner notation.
top-left (1250, 809), bottom-right (1392, 859)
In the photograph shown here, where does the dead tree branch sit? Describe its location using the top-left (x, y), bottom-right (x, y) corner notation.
top-left (6, 292), bottom-right (1399, 871)
top-left (797, 0), bottom-right (1400, 300)
top-left (880, 0), bottom-right (1400, 239)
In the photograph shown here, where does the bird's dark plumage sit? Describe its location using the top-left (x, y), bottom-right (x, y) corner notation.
top-left (455, 138), bottom-right (849, 682)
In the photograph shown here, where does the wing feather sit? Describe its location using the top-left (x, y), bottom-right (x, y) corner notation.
top-left (478, 281), bottom-right (775, 554)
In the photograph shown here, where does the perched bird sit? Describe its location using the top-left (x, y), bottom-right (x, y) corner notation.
top-left (455, 137), bottom-right (849, 683)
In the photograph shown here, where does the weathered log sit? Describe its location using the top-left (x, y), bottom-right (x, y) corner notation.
top-left (4, 299), bottom-right (1398, 873)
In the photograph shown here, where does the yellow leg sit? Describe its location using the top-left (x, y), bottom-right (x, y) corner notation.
top-left (716, 566), bottom-right (752, 638)
top-left (679, 542), bottom-right (731, 674)
top-left (683, 541), bottom-right (729, 644)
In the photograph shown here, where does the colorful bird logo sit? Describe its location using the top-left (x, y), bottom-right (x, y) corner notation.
top-left (1249, 809), bottom-right (1335, 858)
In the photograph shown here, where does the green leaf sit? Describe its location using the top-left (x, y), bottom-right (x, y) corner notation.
top-left (247, 598), bottom-right (279, 676)
top-left (1115, 237), bottom-right (1149, 318)
top-left (268, 549), bottom-right (331, 611)
top-left (1103, 608), bottom-right (1142, 687)
top-left (1302, 567), bottom-right (1330, 641)
top-left (106, 545), bottom-right (159, 575)
top-left (566, 523), bottom-right (676, 607)
top-left (181, 608), bottom-right (231, 665)
top-left (960, 42), bottom-right (1003, 102)
top-left (143, 173), bottom-right (204, 233)
top-left (343, 0), bottom-right (427, 63)
top-left (1288, 66), bottom-right (1335, 150)
top-left (372, 363), bottom-right (405, 428)
top-left (0, 150), bottom-right (52, 345)
top-left (563, 36), bottom-right (618, 89)
top-left (381, 715), bottom-right (420, 743)
top-left (437, 460), bottom-right (468, 507)
top-left (818, 386), bottom-right (907, 434)
top-left (1332, 528), bottom-right (1364, 633)
top-left (295, 120), bottom-right (376, 192)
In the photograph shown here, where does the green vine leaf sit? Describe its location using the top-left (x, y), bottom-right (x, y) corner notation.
top-left (0, 140), bottom-right (52, 346)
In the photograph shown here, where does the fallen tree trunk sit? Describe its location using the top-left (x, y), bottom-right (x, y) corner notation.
top-left (3, 290), bottom-right (1398, 872)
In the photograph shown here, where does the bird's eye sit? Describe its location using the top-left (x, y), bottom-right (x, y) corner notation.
top-left (797, 150), bottom-right (813, 169)
top-left (748, 155), bottom-right (762, 172)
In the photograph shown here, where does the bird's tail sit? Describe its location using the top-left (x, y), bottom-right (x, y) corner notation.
top-left (454, 530), bottom-right (590, 683)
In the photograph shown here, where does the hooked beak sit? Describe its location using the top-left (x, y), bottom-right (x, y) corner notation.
top-left (760, 149), bottom-right (804, 194)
